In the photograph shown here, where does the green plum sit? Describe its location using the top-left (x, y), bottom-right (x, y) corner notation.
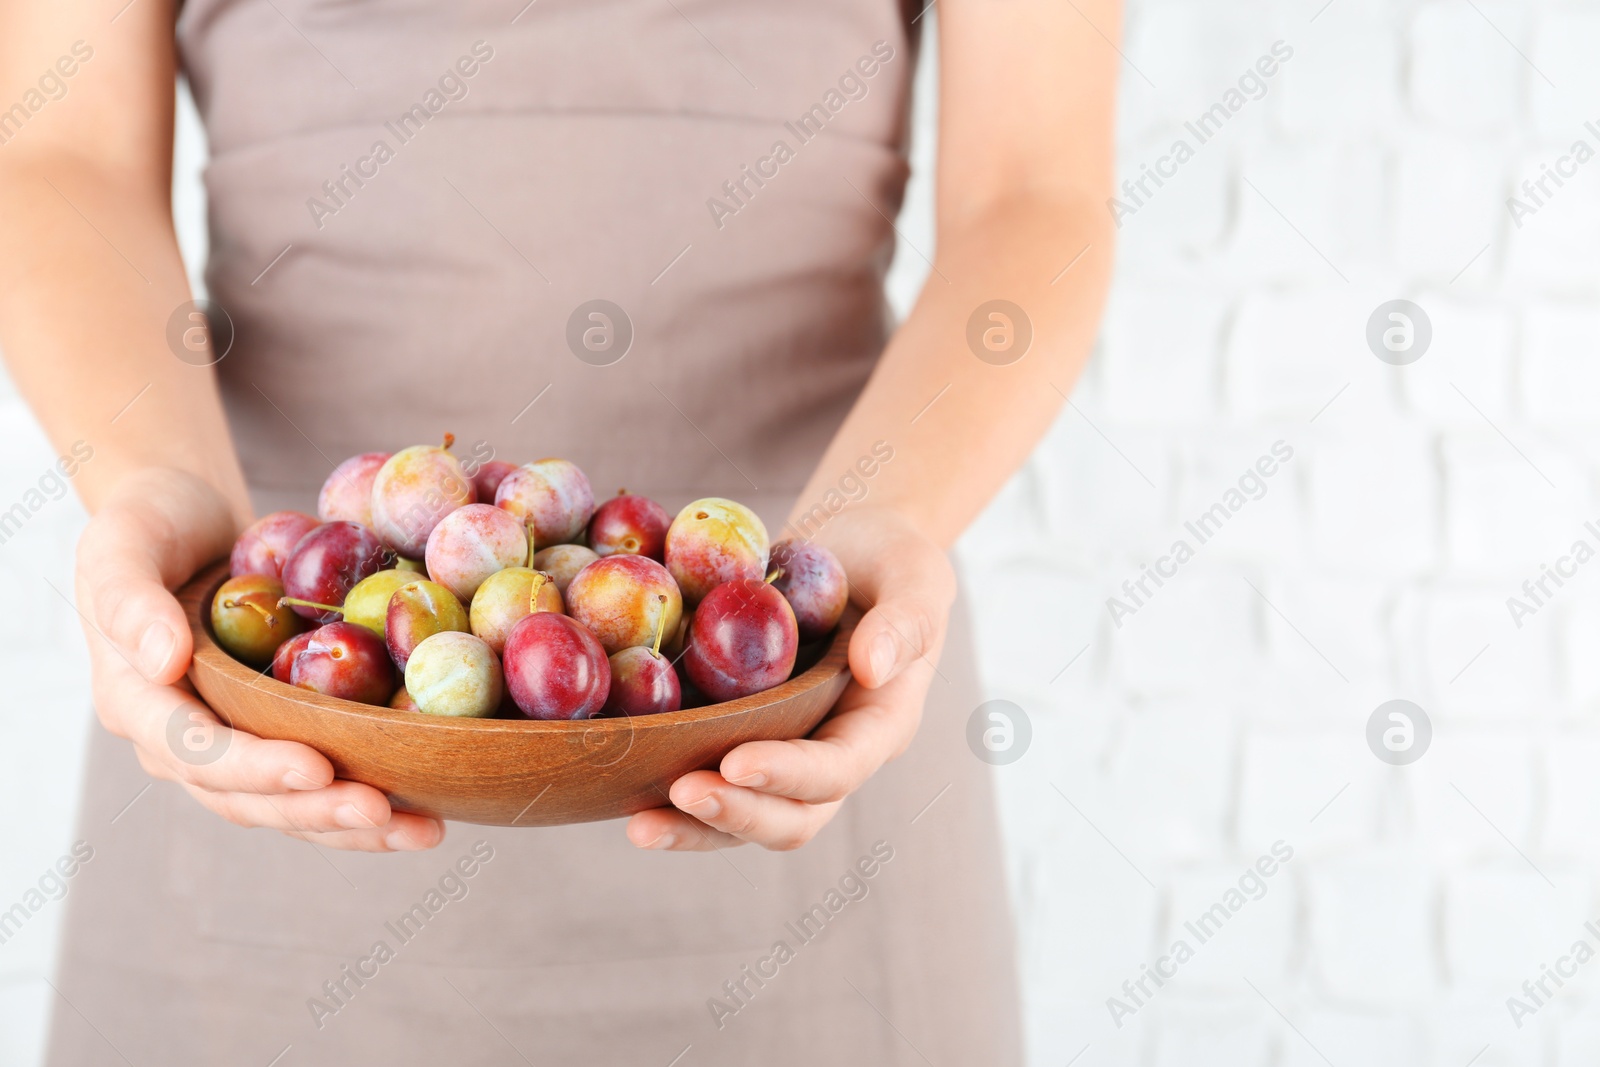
top-left (211, 574), bottom-right (307, 667)
top-left (468, 567), bottom-right (563, 654)
top-left (404, 631), bottom-right (503, 718)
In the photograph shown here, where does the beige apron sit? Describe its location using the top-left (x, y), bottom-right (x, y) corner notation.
top-left (47, 1), bottom-right (1021, 1062)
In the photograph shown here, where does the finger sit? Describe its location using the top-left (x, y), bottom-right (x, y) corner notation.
top-left (125, 689), bottom-right (336, 795)
top-left (182, 778), bottom-right (398, 835)
top-left (720, 737), bottom-right (866, 804)
top-left (280, 811), bottom-right (447, 853)
top-left (77, 478), bottom-right (235, 685)
top-left (845, 548), bottom-right (953, 690)
top-left (666, 770), bottom-right (839, 851)
top-left (626, 804), bottom-right (744, 851)
top-left (719, 696), bottom-right (902, 803)
top-left (722, 650), bottom-right (935, 802)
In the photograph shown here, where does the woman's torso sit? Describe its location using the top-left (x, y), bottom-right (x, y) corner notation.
top-left (178, 0), bottom-right (919, 518)
top-left (47, 9), bottom-right (1027, 1065)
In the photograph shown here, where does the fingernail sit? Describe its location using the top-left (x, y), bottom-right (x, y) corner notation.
top-left (645, 832), bottom-right (678, 850)
top-left (386, 827), bottom-right (429, 851)
top-left (683, 794), bottom-right (721, 819)
top-left (283, 768), bottom-right (322, 791)
top-left (869, 633), bottom-right (897, 683)
top-left (336, 803), bottom-right (377, 829)
top-left (138, 622), bottom-right (176, 678)
top-left (727, 770), bottom-right (767, 788)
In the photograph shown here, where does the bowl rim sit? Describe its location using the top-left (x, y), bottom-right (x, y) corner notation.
top-left (184, 559), bottom-right (858, 736)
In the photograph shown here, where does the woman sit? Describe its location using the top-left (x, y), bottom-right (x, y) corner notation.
top-left (0, 0), bottom-right (1116, 1062)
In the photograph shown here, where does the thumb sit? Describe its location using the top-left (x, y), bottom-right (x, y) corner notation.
top-left (846, 546), bottom-right (955, 690)
top-left (76, 470), bottom-right (237, 685)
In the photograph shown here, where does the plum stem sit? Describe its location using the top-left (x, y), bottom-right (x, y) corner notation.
top-left (765, 566), bottom-right (783, 584)
top-left (650, 594), bottom-right (668, 658)
top-left (223, 596), bottom-right (279, 626)
top-left (525, 524), bottom-right (536, 566)
top-left (528, 571), bottom-right (548, 615)
top-left (278, 596), bottom-right (343, 616)
top-left (441, 432), bottom-right (456, 452)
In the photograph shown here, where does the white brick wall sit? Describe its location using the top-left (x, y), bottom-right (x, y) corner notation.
top-left (0, 2), bottom-right (1593, 1064)
top-left (943, 0), bottom-right (1600, 1062)
top-left (1411, 1), bottom-right (1523, 131)
top-left (0, 387), bottom-right (92, 1058)
top-left (1307, 857), bottom-right (1438, 1000)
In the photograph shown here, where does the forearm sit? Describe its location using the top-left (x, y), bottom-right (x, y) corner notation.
top-left (0, 152), bottom-right (251, 523)
top-left (794, 196), bottom-right (1114, 548)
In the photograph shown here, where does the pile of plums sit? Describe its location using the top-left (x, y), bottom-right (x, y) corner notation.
top-left (210, 438), bottom-right (848, 720)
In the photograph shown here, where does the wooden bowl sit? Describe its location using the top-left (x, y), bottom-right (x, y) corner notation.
top-left (179, 560), bottom-right (856, 826)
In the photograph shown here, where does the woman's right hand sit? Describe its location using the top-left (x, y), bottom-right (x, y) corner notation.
top-left (74, 467), bottom-right (444, 852)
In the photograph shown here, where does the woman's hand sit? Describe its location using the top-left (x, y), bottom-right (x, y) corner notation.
top-left (627, 506), bottom-right (953, 851)
top-left (74, 467), bottom-right (443, 852)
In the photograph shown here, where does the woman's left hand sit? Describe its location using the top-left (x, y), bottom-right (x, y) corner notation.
top-left (627, 506), bottom-right (953, 851)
